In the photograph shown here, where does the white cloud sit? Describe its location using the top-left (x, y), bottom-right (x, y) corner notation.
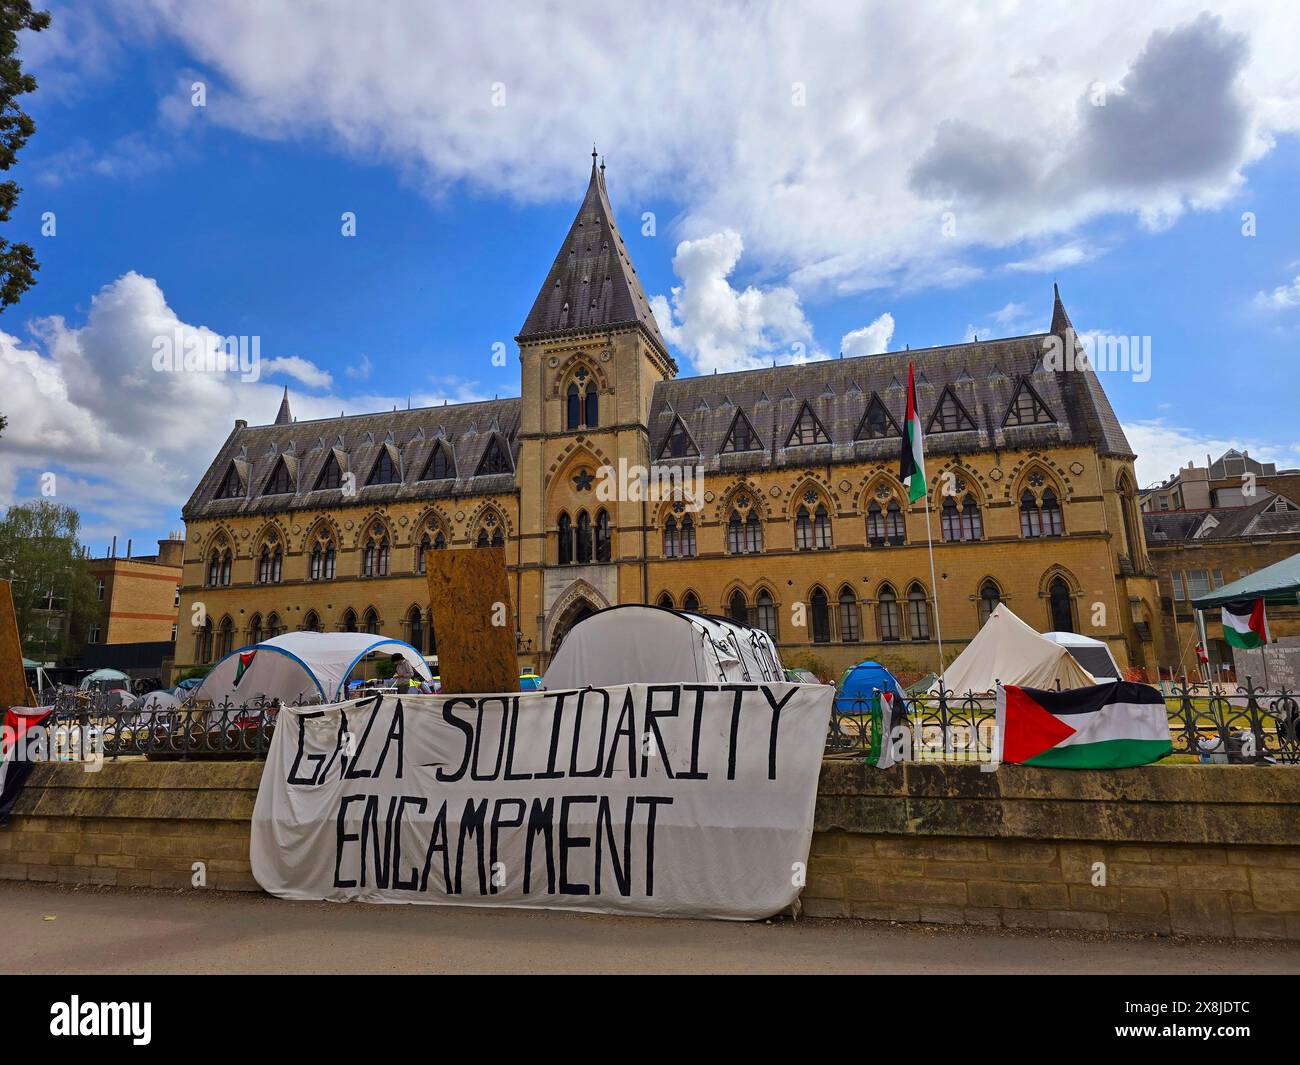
top-left (1254, 275), bottom-right (1300, 309)
top-left (0, 272), bottom-right (485, 536)
top-left (840, 313), bottom-right (895, 357)
top-left (1123, 418), bottom-right (1300, 488)
top-left (114, 1), bottom-right (1300, 296)
top-left (1007, 242), bottom-right (1103, 273)
top-left (651, 231), bottom-right (819, 373)
top-left (345, 354), bottom-right (373, 380)
top-left (261, 355), bottom-right (333, 390)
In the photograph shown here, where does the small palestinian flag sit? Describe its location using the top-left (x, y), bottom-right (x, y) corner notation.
top-left (1221, 599), bottom-right (1269, 650)
top-left (995, 681), bottom-right (1171, 769)
top-left (898, 362), bottom-right (926, 504)
top-left (1, 706), bottom-right (54, 825)
top-left (869, 690), bottom-right (908, 769)
top-left (232, 650), bottom-right (257, 687)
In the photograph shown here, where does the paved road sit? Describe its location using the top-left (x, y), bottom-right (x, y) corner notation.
top-left (2, 882), bottom-right (1296, 974)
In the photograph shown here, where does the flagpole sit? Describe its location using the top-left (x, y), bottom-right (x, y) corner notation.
top-left (923, 495), bottom-right (945, 686)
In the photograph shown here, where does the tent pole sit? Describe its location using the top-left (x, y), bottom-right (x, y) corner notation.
top-left (924, 495), bottom-right (945, 687)
top-left (1195, 608), bottom-right (1212, 689)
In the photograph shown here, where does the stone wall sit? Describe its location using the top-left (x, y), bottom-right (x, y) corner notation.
top-left (3, 758), bottom-right (1298, 939)
top-left (0, 761), bottom-right (260, 890)
top-left (808, 760), bottom-right (1300, 939)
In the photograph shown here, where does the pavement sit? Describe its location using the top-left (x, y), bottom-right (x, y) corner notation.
top-left (2, 881), bottom-right (1297, 975)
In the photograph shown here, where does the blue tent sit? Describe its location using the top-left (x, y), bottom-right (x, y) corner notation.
top-left (834, 660), bottom-right (907, 716)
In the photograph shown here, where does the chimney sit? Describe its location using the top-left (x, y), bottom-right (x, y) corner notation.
top-left (126, 538), bottom-right (132, 559)
top-left (111, 536), bottom-right (117, 559)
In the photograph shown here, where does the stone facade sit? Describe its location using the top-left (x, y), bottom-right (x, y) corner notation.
top-left (175, 159), bottom-right (1164, 680)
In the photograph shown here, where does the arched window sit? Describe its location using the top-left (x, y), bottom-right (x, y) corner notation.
top-left (491, 527), bottom-right (504, 548)
top-left (303, 611), bottom-right (321, 633)
top-left (885, 501), bottom-right (905, 544)
top-left (1020, 490), bottom-right (1043, 538)
top-left (867, 502), bottom-right (885, 546)
top-left (727, 512), bottom-right (743, 554)
top-left (415, 529), bottom-right (443, 575)
top-left (663, 516), bottom-right (678, 558)
top-left (1042, 488), bottom-right (1064, 537)
top-left (728, 589), bottom-right (748, 624)
top-left (266, 612), bottom-right (282, 638)
top-left (814, 504), bottom-right (832, 549)
top-left (310, 543), bottom-right (322, 580)
top-left (877, 586), bottom-right (900, 642)
top-left (198, 618), bottom-right (213, 663)
top-left (907, 584), bottom-right (931, 641)
top-left (978, 580), bottom-right (1001, 627)
top-left (657, 593), bottom-right (674, 609)
top-left (367, 449), bottom-right (400, 486)
top-left (940, 496), bottom-right (960, 542)
top-left (362, 529), bottom-right (389, 576)
top-left (207, 550), bottom-right (221, 587)
top-left (249, 614), bottom-right (263, 645)
top-left (342, 609), bottom-right (357, 633)
top-left (567, 383), bottom-right (581, 430)
top-left (363, 608), bottom-right (379, 635)
top-left (1049, 576), bottom-right (1075, 633)
top-left (558, 513), bottom-right (573, 565)
top-left (428, 613), bottom-right (438, 655)
top-left (682, 591), bottom-right (700, 613)
top-left (407, 606), bottom-right (424, 653)
top-left (680, 515), bottom-right (696, 557)
top-left (745, 511), bottom-right (763, 553)
top-left (838, 587), bottom-right (860, 642)
top-left (217, 617), bottom-right (233, 658)
top-left (576, 511), bottom-right (592, 564)
top-left (584, 387), bottom-right (598, 430)
top-left (595, 509), bottom-right (611, 562)
top-left (1118, 475), bottom-right (1140, 565)
top-left (475, 528), bottom-right (490, 548)
top-left (961, 493), bottom-right (984, 541)
top-left (795, 506), bottom-right (812, 550)
top-left (756, 590), bottom-right (778, 638)
top-left (258, 541), bottom-right (283, 584)
top-left (810, 587), bottom-right (831, 643)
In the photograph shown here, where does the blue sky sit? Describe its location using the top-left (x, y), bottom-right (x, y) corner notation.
top-left (1, 1), bottom-right (1298, 551)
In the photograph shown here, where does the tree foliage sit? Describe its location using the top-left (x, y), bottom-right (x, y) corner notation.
top-left (0, 499), bottom-right (98, 660)
top-left (0, 1), bottom-right (50, 310)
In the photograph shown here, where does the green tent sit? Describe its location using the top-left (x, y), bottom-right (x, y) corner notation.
top-left (1192, 550), bottom-right (1300, 609)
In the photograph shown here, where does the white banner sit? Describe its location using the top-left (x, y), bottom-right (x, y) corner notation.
top-left (251, 683), bottom-right (832, 920)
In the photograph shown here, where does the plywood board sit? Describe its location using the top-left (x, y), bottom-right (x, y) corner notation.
top-left (424, 548), bottom-right (518, 694)
top-left (0, 580), bottom-right (34, 707)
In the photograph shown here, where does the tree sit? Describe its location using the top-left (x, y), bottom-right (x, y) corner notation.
top-left (0, 499), bottom-right (98, 660)
top-left (0, 2), bottom-right (50, 310)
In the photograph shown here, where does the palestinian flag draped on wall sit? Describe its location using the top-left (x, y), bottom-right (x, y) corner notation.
top-left (0, 706), bottom-right (54, 825)
top-left (995, 681), bottom-right (1171, 769)
top-left (898, 362), bottom-right (926, 504)
top-left (1221, 599), bottom-right (1269, 649)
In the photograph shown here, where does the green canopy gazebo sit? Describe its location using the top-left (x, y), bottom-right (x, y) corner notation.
top-left (1192, 550), bottom-right (1300, 610)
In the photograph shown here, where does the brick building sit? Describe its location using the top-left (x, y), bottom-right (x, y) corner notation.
top-left (1144, 491), bottom-right (1300, 678)
top-left (175, 157), bottom-right (1164, 680)
top-left (84, 536), bottom-right (185, 647)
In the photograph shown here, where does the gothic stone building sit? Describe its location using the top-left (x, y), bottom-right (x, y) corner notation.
top-left (177, 159), bottom-right (1164, 681)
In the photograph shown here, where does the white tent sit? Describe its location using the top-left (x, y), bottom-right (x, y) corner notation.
top-left (930, 603), bottom-right (1096, 695)
top-left (543, 605), bottom-right (785, 689)
top-left (194, 632), bottom-right (432, 707)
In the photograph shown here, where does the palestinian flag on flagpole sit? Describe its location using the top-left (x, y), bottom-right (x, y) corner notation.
top-left (1221, 599), bottom-right (1269, 649)
top-left (899, 362), bottom-right (926, 504)
top-left (869, 690), bottom-right (908, 769)
top-left (995, 681), bottom-right (1171, 769)
top-left (1, 706), bottom-right (54, 825)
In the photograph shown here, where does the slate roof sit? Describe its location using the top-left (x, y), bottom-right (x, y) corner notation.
top-left (1143, 492), bottom-right (1300, 544)
top-left (647, 296), bottom-right (1132, 472)
top-left (183, 398), bottom-right (521, 521)
top-left (517, 152), bottom-right (671, 362)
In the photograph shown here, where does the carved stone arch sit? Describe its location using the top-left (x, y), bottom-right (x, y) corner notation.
top-left (856, 469), bottom-right (907, 512)
top-left (463, 498), bottom-right (513, 540)
top-left (201, 524), bottom-right (237, 559)
top-left (543, 577), bottom-right (610, 654)
top-left (785, 473), bottom-right (836, 519)
top-left (653, 497), bottom-right (701, 529)
top-left (352, 510), bottom-right (395, 549)
top-left (1037, 564), bottom-right (1081, 598)
top-left (1007, 454), bottom-right (1070, 503)
top-left (252, 518), bottom-right (290, 554)
top-left (714, 479), bottom-right (769, 523)
top-left (546, 439), bottom-right (614, 482)
top-left (928, 460), bottom-right (990, 508)
top-left (298, 514), bottom-right (342, 553)
top-left (411, 505), bottom-right (451, 539)
top-left (552, 350), bottom-right (611, 396)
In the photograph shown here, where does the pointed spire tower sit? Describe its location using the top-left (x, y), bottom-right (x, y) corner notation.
top-left (517, 149), bottom-right (672, 365)
top-left (274, 386), bottom-right (293, 425)
top-left (1049, 282), bottom-right (1073, 338)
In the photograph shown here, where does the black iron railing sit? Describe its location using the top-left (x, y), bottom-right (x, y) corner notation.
top-left (826, 678), bottom-right (1300, 765)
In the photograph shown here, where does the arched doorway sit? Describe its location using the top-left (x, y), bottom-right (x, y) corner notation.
top-left (549, 598), bottom-right (598, 659)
